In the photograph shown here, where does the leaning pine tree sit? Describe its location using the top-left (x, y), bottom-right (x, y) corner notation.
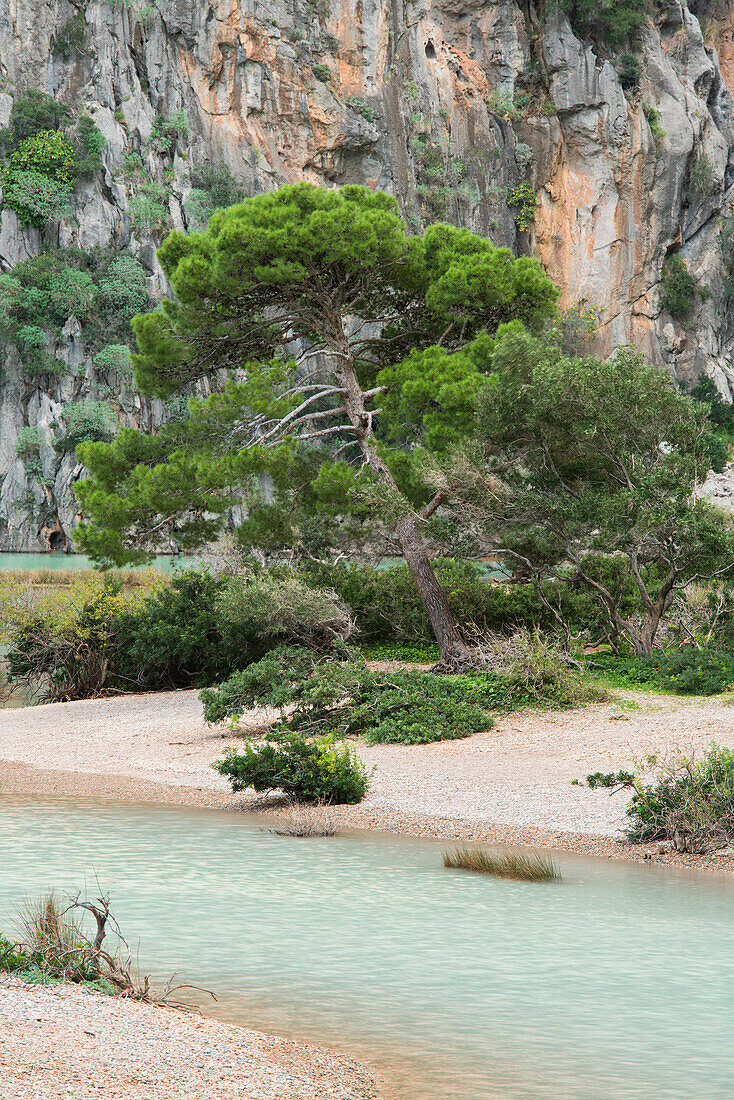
top-left (75, 183), bottom-right (557, 669)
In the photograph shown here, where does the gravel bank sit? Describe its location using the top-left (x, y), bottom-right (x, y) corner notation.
top-left (0, 977), bottom-right (381, 1100)
top-left (3, 686), bottom-right (734, 872)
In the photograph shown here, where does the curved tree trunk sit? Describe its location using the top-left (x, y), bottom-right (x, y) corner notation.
top-left (336, 347), bottom-right (474, 670)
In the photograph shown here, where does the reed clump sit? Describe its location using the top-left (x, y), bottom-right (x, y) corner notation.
top-left (442, 845), bottom-right (561, 882)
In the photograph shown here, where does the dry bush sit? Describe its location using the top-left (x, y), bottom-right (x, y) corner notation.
top-left (472, 627), bottom-right (605, 705)
top-left (442, 846), bottom-right (561, 881)
top-left (267, 800), bottom-right (339, 837)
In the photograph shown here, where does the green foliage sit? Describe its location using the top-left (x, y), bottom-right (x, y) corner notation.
top-left (94, 343), bottom-right (135, 379)
top-left (560, 0), bottom-right (649, 46)
top-left (72, 115), bottom-right (105, 179)
top-left (74, 182), bottom-right (557, 573)
top-left (2, 169), bottom-right (73, 227)
top-left (0, 934), bottom-right (33, 972)
top-left (643, 105), bottom-right (666, 144)
top-left (588, 649), bottom-right (734, 695)
top-left (487, 88), bottom-right (526, 121)
top-left (148, 110), bottom-right (188, 154)
top-left (128, 179), bottom-right (171, 235)
top-left (0, 248), bottom-right (149, 374)
top-left (0, 91), bottom-right (71, 148)
top-left (346, 96), bottom-right (375, 122)
top-left (313, 63), bottom-right (331, 82)
top-left (214, 730), bottom-right (369, 803)
top-left (617, 53), bottom-right (641, 89)
top-left (15, 425), bottom-right (44, 480)
top-left (584, 770), bottom-right (635, 788)
top-left (623, 745), bottom-right (734, 850)
top-left (689, 152), bottom-right (716, 197)
top-left (506, 180), bottom-right (536, 231)
top-left (53, 12), bottom-right (88, 60)
top-left (659, 256), bottom-right (705, 323)
top-left (456, 330), bottom-right (732, 654)
top-left (56, 400), bottom-right (117, 455)
top-left (50, 268), bottom-right (97, 320)
top-left (189, 163), bottom-right (244, 206)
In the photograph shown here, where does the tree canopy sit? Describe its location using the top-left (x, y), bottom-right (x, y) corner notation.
top-left (76, 182), bottom-right (558, 668)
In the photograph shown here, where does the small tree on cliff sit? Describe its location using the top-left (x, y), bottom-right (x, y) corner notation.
top-left (75, 183), bottom-right (557, 668)
top-left (434, 326), bottom-right (734, 655)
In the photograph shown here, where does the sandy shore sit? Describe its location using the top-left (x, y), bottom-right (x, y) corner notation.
top-left (0, 977), bottom-right (381, 1100)
top-left (3, 685), bottom-right (734, 870)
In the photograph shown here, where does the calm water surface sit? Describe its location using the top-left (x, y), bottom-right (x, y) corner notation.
top-left (1, 797), bottom-right (733, 1099)
top-left (0, 552), bottom-right (199, 572)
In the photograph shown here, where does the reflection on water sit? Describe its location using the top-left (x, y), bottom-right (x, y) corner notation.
top-left (1, 798), bottom-right (734, 1099)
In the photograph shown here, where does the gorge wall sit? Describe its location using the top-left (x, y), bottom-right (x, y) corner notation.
top-left (1, 0), bottom-right (733, 550)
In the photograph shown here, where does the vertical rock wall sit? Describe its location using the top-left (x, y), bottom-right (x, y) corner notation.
top-left (1, 0), bottom-right (733, 548)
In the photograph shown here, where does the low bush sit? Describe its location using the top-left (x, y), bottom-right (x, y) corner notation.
top-left (443, 846), bottom-right (561, 881)
top-left (214, 731), bottom-right (369, 803)
top-left (55, 400), bottom-right (117, 455)
top-left (622, 745), bottom-right (734, 851)
top-left (659, 256), bottom-right (706, 323)
top-left (588, 649), bottom-right (734, 695)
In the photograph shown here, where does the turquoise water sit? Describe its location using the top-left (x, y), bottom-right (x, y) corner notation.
top-left (1, 797), bottom-right (734, 1099)
top-left (0, 552), bottom-right (199, 572)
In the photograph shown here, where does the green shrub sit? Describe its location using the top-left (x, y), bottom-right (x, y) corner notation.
top-left (72, 115), bottom-right (105, 179)
top-left (689, 152), bottom-right (715, 197)
top-left (643, 105), bottom-right (666, 144)
top-left (623, 745), bottom-right (734, 850)
top-left (15, 425), bottom-right (44, 479)
top-left (98, 256), bottom-right (149, 319)
top-left (0, 91), bottom-right (71, 148)
top-left (313, 63), bottom-right (331, 82)
top-left (148, 110), bottom-right (188, 154)
top-left (50, 269), bottom-right (97, 320)
top-left (345, 96), bottom-right (375, 122)
top-left (0, 934), bottom-right (33, 972)
top-left (128, 182), bottom-right (170, 235)
top-left (6, 129), bottom-right (76, 186)
top-left (214, 731), bottom-right (369, 803)
top-left (2, 169), bottom-right (73, 227)
top-left (659, 256), bottom-right (705, 322)
top-left (94, 343), bottom-right (134, 378)
top-left (587, 648), bottom-right (734, 694)
top-left (560, 0), bottom-right (649, 46)
top-left (200, 644), bottom-right (580, 745)
top-left (617, 53), bottom-right (641, 89)
top-left (56, 400), bottom-right (117, 454)
top-left (188, 163), bottom-right (244, 209)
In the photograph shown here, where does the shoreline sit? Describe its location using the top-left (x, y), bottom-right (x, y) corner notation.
top-left (3, 757), bottom-right (734, 875)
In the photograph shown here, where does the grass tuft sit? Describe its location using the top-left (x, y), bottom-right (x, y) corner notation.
top-left (442, 845), bottom-right (561, 882)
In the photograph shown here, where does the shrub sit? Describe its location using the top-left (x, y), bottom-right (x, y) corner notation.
top-left (346, 96), bottom-right (375, 122)
top-left (0, 91), bottom-right (71, 148)
top-left (50, 269), bottom-right (97, 320)
top-left (506, 181), bottom-right (536, 231)
top-left (218, 571), bottom-right (354, 648)
top-left (622, 745), bottom-right (734, 851)
top-left (53, 12), bottom-right (88, 60)
top-left (560, 0), bottom-right (649, 46)
top-left (2, 169), bottom-right (73, 227)
top-left (72, 115), bottom-right (105, 179)
top-left (643, 105), bottom-right (666, 144)
top-left (313, 63), bottom-right (331, 81)
top-left (6, 129), bottom-right (76, 186)
top-left (659, 256), bottom-right (705, 322)
top-left (94, 343), bottom-right (134, 378)
top-left (56, 400), bottom-right (117, 454)
top-left (14, 425), bottom-right (44, 480)
top-left (200, 644), bottom-right (569, 745)
top-left (188, 163), bottom-right (245, 209)
top-left (443, 846), bottom-right (561, 881)
top-left (689, 152), bottom-right (716, 197)
top-left (98, 256), bottom-right (149, 319)
top-left (618, 53), bottom-right (641, 89)
top-left (128, 183), bottom-right (170, 235)
top-left (214, 731), bottom-right (369, 803)
top-left (148, 110), bottom-right (188, 154)
top-left (587, 648), bottom-right (734, 695)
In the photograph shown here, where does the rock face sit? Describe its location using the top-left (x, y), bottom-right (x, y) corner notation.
top-left (1, 0), bottom-right (734, 549)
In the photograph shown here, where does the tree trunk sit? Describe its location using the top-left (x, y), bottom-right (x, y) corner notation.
top-left (396, 514), bottom-right (476, 671)
top-left (335, 344), bottom-right (474, 670)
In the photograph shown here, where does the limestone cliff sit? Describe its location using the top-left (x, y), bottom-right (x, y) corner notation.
top-left (1, 0), bottom-right (733, 549)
